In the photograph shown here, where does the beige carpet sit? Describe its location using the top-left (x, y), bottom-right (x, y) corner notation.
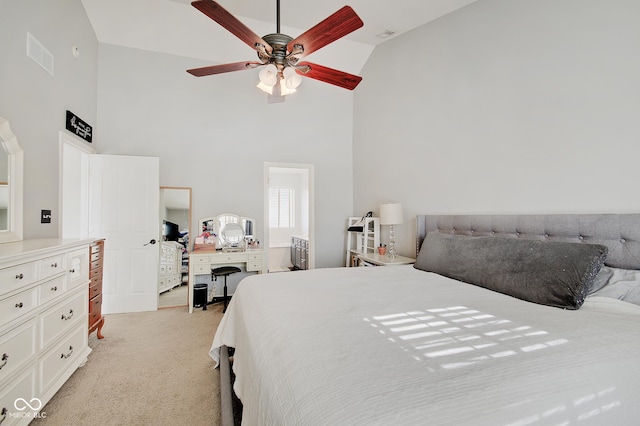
top-left (158, 284), bottom-right (188, 308)
top-left (32, 305), bottom-right (224, 426)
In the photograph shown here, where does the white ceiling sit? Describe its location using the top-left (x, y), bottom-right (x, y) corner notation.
top-left (81, 0), bottom-right (479, 75)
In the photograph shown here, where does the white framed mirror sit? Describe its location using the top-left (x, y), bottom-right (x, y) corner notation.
top-left (158, 186), bottom-right (192, 308)
top-left (198, 213), bottom-right (256, 251)
top-left (0, 116), bottom-right (24, 243)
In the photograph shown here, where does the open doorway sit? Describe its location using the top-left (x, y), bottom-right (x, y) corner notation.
top-left (264, 163), bottom-right (314, 272)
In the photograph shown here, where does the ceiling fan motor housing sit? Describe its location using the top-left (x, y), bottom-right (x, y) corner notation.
top-left (260, 33), bottom-right (299, 70)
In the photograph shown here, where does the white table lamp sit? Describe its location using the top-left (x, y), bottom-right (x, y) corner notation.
top-left (380, 203), bottom-right (403, 258)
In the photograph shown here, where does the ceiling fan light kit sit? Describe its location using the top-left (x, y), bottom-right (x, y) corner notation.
top-left (187, 0), bottom-right (364, 100)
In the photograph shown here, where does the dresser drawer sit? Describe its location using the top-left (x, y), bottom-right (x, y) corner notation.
top-left (0, 368), bottom-right (36, 426)
top-left (89, 267), bottom-right (102, 281)
top-left (88, 279), bottom-right (102, 300)
top-left (90, 251), bottom-right (102, 263)
top-left (39, 291), bottom-right (86, 350)
top-left (247, 252), bottom-right (262, 262)
top-left (37, 276), bottom-right (67, 306)
top-left (192, 264), bottom-right (210, 274)
top-left (0, 262), bottom-right (37, 295)
top-left (90, 242), bottom-right (103, 254)
top-left (246, 261), bottom-right (262, 272)
top-left (38, 254), bottom-right (66, 280)
top-left (215, 253), bottom-right (246, 263)
top-left (90, 259), bottom-right (102, 271)
top-left (39, 324), bottom-right (87, 395)
top-left (0, 319), bottom-right (37, 384)
top-left (0, 287), bottom-right (38, 325)
top-left (191, 255), bottom-right (212, 265)
top-left (89, 294), bottom-right (102, 326)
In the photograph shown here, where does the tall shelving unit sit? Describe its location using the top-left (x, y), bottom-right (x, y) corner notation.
top-left (346, 216), bottom-right (380, 266)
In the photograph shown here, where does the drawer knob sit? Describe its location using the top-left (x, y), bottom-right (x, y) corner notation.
top-left (51, 286), bottom-right (58, 291)
top-left (51, 262), bottom-right (58, 268)
top-left (15, 273), bottom-right (24, 280)
top-left (15, 302), bottom-right (23, 308)
top-left (69, 268), bottom-right (76, 273)
top-left (60, 345), bottom-right (74, 359)
top-left (0, 353), bottom-right (8, 370)
top-left (61, 309), bottom-right (74, 321)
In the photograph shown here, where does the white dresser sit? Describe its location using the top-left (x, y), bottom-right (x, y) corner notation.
top-left (158, 241), bottom-right (183, 294)
top-left (0, 239), bottom-right (92, 425)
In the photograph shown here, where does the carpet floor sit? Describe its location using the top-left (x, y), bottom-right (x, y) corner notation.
top-left (32, 304), bottom-right (224, 426)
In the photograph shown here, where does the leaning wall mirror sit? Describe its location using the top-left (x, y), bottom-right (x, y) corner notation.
top-left (0, 116), bottom-right (24, 243)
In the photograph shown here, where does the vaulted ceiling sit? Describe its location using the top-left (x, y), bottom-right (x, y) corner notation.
top-left (81, 0), bottom-right (479, 74)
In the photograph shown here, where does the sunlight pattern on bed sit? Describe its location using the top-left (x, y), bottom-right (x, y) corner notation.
top-left (364, 306), bottom-right (568, 369)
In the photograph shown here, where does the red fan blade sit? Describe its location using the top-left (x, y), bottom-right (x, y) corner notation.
top-left (296, 62), bottom-right (362, 90)
top-left (192, 0), bottom-right (272, 54)
top-left (287, 6), bottom-right (363, 58)
top-left (187, 61), bottom-right (263, 77)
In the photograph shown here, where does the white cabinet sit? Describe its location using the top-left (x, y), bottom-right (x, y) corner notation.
top-left (159, 242), bottom-right (183, 294)
top-left (0, 239), bottom-right (92, 425)
top-left (345, 217), bottom-right (380, 266)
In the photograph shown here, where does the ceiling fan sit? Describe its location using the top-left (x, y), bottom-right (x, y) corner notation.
top-left (186, 0), bottom-right (364, 97)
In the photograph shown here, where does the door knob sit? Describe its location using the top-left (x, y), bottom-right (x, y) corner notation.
top-left (144, 239), bottom-right (157, 246)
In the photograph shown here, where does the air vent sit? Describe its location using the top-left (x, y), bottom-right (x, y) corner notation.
top-left (26, 32), bottom-right (54, 76)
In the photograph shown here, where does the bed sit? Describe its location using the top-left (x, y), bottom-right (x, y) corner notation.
top-left (210, 214), bottom-right (640, 425)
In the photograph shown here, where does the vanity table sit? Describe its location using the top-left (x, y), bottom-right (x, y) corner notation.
top-left (188, 248), bottom-right (264, 313)
top-left (188, 214), bottom-right (264, 313)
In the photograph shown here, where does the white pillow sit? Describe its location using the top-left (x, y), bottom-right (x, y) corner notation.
top-left (588, 266), bottom-right (640, 306)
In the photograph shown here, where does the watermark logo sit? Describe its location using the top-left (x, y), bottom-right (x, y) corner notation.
top-left (14, 398), bottom-right (42, 411)
top-left (5, 397), bottom-right (47, 420)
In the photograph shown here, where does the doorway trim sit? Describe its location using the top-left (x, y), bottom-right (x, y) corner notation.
top-left (263, 162), bottom-right (315, 271)
top-left (59, 131), bottom-right (95, 239)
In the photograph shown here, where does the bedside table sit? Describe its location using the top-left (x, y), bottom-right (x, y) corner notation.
top-left (356, 252), bottom-right (415, 266)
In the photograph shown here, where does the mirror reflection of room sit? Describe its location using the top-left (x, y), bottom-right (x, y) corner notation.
top-left (158, 187), bottom-right (191, 308)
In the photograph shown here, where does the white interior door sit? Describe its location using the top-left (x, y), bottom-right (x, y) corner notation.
top-left (89, 154), bottom-right (160, 314)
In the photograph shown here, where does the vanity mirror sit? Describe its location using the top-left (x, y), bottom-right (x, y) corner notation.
top-left (0, 116), bottom-right (24, 243)
top-left (199, 213), bottom-right (256, 252)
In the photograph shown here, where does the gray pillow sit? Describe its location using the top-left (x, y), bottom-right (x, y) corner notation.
top-left (414, 232), bottom-right (608, 309)
top-left (588, 266), bottom-right (640, 306)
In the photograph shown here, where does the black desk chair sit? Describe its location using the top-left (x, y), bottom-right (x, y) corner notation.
top-left (208, 266), bottom-right (241, 313)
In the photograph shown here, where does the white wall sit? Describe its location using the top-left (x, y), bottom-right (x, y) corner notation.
top-left (353, 0), bottom-right (640, 257)
top-left (0, 0), bottom-right (98, 238)
top-left (96, 44), bottom-right (354, 267)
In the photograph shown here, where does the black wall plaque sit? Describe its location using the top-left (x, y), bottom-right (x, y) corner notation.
top-left (65, 110), bottom-right (93, 143)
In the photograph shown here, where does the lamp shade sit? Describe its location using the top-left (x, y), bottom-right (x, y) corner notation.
top-left (379, 203), bottom-right (403, 225)
top-left (258, 64), bottom-right (278, 86)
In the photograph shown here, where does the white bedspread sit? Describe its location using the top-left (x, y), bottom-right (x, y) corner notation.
top-left (210, 266), bottom-right (640, 425)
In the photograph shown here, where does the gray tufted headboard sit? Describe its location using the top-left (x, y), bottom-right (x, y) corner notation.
top-left (416, 214), bottom-right (640, 270)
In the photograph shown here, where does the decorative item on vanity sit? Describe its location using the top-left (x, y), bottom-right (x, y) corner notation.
top-left (378, 244), bottom-right (387, 256)
top-left (194, 230), bottom-right (217, 250)
top-left (379, 203), bottom-right (403, 259)
top-left (186, 0), bottom-right (364, 100)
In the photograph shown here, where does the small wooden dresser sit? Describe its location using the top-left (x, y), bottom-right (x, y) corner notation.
top-left (88, 239), bottom-right (105, 339)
